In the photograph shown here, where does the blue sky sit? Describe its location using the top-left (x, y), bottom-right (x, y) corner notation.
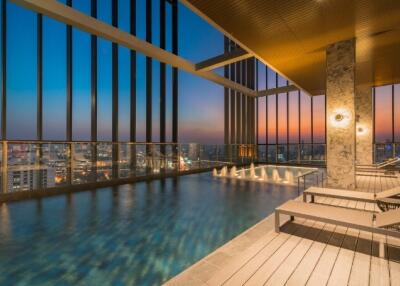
top-left (4, 0), bottom-right (225, 143)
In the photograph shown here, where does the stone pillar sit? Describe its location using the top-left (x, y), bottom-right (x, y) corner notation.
top-left (356, 84), bottom-right (373, 165)
top-left (326, 39), bottom-right (356, 189)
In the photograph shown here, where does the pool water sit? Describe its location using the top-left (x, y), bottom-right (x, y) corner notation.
top-left (0, 172), bottom-right (298, 285)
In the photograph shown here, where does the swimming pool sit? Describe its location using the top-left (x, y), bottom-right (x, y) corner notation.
top-left (0, 172), bottom-right (298, 285)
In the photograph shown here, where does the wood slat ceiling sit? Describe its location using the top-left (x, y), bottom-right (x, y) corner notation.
top-left (183, 0), bottom-right (400, 95)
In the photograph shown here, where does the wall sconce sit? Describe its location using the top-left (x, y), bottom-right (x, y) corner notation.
top-left (335, 114), bottom-right (344, 122)
top-left (356, 125), bottom-right (368, 136)
top-left (330, 108), bottom-right (351, 128)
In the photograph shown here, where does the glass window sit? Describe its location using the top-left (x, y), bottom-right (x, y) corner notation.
top-left (97, 0), bottom-right (112, 141)
top-left (277, 93), bottom-right (287, 143)
top-left (152, 59), bottom-right (160, 142)
top-left (118, 46), bottom-right (130, 141)
top-left (258, 96), bottom-right (266, 144)
top-left (277, 74), bottom-right (287, 87)
top-left (166, 3), bottom-right (172, 53)
top-left (267, 68), bottom-right (276, 89)
top-left (178, 3), bottom-right (223, 62)
top-left (136, 0), bottom-right (146, 41)
top-left (72, 0), bottom-right (91, 141)
top-left (152, 0), bottom-right (160, 47)
top-left (6, 3), bottom-right (37, 139)
top-left (118, 0), bottom-right (131, 141)
top-left (179, 71), bottom-right (224, 144)
top-left (313, 95), bottom-right (325, 143)
top-left (166, 64), bottom-right (172, 142)
top-left (257, 63), bottom-right (267, 144)
top-left (0, 0), bottom-right (2, 138)
top-left (257, 61), bottom-right (266, 91)
top-left (43, 16), bottom-right (67, 140)
top-left (288, 91), bottom-right (299, 143)
top-left (394, 84), bottom-right (400, 142)
top-left (118, 0), bottom-right (130, 33)
top-left (300, 91), bottom-right (312, 143)
top-left (267, 95), bottom-right (276, 144)
top-left (374, 85), bottom-right (393, 143)
top-left (136, 53), bottom-right (146, 141)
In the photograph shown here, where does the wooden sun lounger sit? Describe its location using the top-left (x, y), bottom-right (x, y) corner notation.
top-left (303, 186), bottom-right (400, 203)
top-left (275, 200), bottom-right (400, 238)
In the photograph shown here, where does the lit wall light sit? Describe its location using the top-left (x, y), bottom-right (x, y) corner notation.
top-left (329, 108), bottom-right (351, 128)
top-left (356, 125), bottom-right (368, 136)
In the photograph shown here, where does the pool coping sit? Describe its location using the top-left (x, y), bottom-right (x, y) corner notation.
top-left (163, 200), bottom-right (293, 285)
top-left (0, 165), bottom-right (235, 203)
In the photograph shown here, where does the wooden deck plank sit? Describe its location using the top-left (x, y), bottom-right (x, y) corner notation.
top-left (348, 230), bottom-right (372, 285)
top-left (326, 227), bottom-right (359, 286)
top-left (370, 233), bottom-right (390, 286)
top-left (205, 230), bottom-right (279, 285)
top-left (264, 221), bottom-right (325, 286)
top-left (305, 216), bottom-right (349, 286)
top-left (284, 199), bottom-right (338, 286)
top-left (244, 219), bottom-right (317, 286)
top-left (283, 225), bottom-right (338, 286)
top-left (387, 236), bottom-right (400, 286)
top-left (222, 224), bottom-right (297, 285)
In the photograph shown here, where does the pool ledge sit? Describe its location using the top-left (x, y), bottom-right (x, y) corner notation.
top-left (164, 201), bottom-right (293, 285)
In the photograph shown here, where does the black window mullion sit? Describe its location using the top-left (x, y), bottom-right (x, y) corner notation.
top-left (145, 0), bottom-right (152, 143)
top-left (37, 13), bottom-right (43, 141)
top-left (91, 0), bottom-right (97, 142)
top-left (130, 0), bottom-right (136, 143)
top-left (1, 0), bottom-right (6, 140)
top-left (66, 0), bottom-right (72, 142)
top-left (171, 0), bottom-right (178, 143)
top-left (112, 0), bottom-right (118, 143)
top-left (159, 0), bottom-right (166, 144)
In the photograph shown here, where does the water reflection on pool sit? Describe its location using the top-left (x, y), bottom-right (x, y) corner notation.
top-left (0, 172), bottom-right (298, 285)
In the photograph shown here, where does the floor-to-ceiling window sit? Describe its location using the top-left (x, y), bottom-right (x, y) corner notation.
top-left (118, 0), bottom-right (130, 142)
top-left (178, 3), bottom-right (224, 144)
top-left (97, 0), bottom-right (112, 141)
top-left (257, 67), bottom-right (326, 164)
top-left (374, 83), bottom-right (400, 162)
top-left (6, 1), bottom-right (37, 140)
top-left (43, 13), bottom-right (67, 140)
top-left (72, 0), bottom-right (91, 141)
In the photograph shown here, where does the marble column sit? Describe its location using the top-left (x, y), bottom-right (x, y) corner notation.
top-left (326, 39), bottom-right (356, 189)
top-left (356, 84), bottom-right (373, 165)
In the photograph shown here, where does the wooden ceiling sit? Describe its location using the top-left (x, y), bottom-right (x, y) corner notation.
top-left (183, 0), bottom-right (400, 95)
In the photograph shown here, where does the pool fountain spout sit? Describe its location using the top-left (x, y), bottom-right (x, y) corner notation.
top-left (260, 168), bottom-right (268, 181)
top-left (284, 170), bottom-right (295, 184)
top-left (249, 163), bottom-right (256, 178)
top-left (212, 168), bottom-right (218, 177)
top-left (220, 166), bottom-right (228, 177)
top-left (272, 169), bottom-right (281, 182)
top-left (230, 166), bottom-right (237, 177)
top-left (239, 168), bottom-right (245, 178)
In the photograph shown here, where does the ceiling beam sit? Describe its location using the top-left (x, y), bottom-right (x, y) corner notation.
top-left (12, 0), bottom-right (257, 97)
top-left (256, 85), bottom-right (298, 97)
top-left (180, 0), bottom-right (304, 93)
top-left (195, 48), bottom-right (252, 72)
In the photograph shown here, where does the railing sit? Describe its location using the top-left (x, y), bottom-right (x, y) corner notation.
top-left (257, 143), bottom-right (326, 166)
top-left (297, 169), bottom-right (325, 196)
top-left (0, 141), bottom-right (256, 194)
top-left (374, 143), bottom-right (400, 163)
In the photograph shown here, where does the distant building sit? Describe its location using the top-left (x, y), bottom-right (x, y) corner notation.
top-left (8, 168), bottom-right (55, 192)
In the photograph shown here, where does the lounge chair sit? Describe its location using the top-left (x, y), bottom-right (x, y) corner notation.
top-left (303, 186), bottom-right (400, 203)
top-left (275, 200), bottom-right (400, 238)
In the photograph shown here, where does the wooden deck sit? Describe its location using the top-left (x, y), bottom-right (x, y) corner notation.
top-left (165, 175), bottom-right (400, 286)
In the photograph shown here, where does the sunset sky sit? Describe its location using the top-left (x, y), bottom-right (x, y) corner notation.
top-left (4, 0), bottom-right (396, 144)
